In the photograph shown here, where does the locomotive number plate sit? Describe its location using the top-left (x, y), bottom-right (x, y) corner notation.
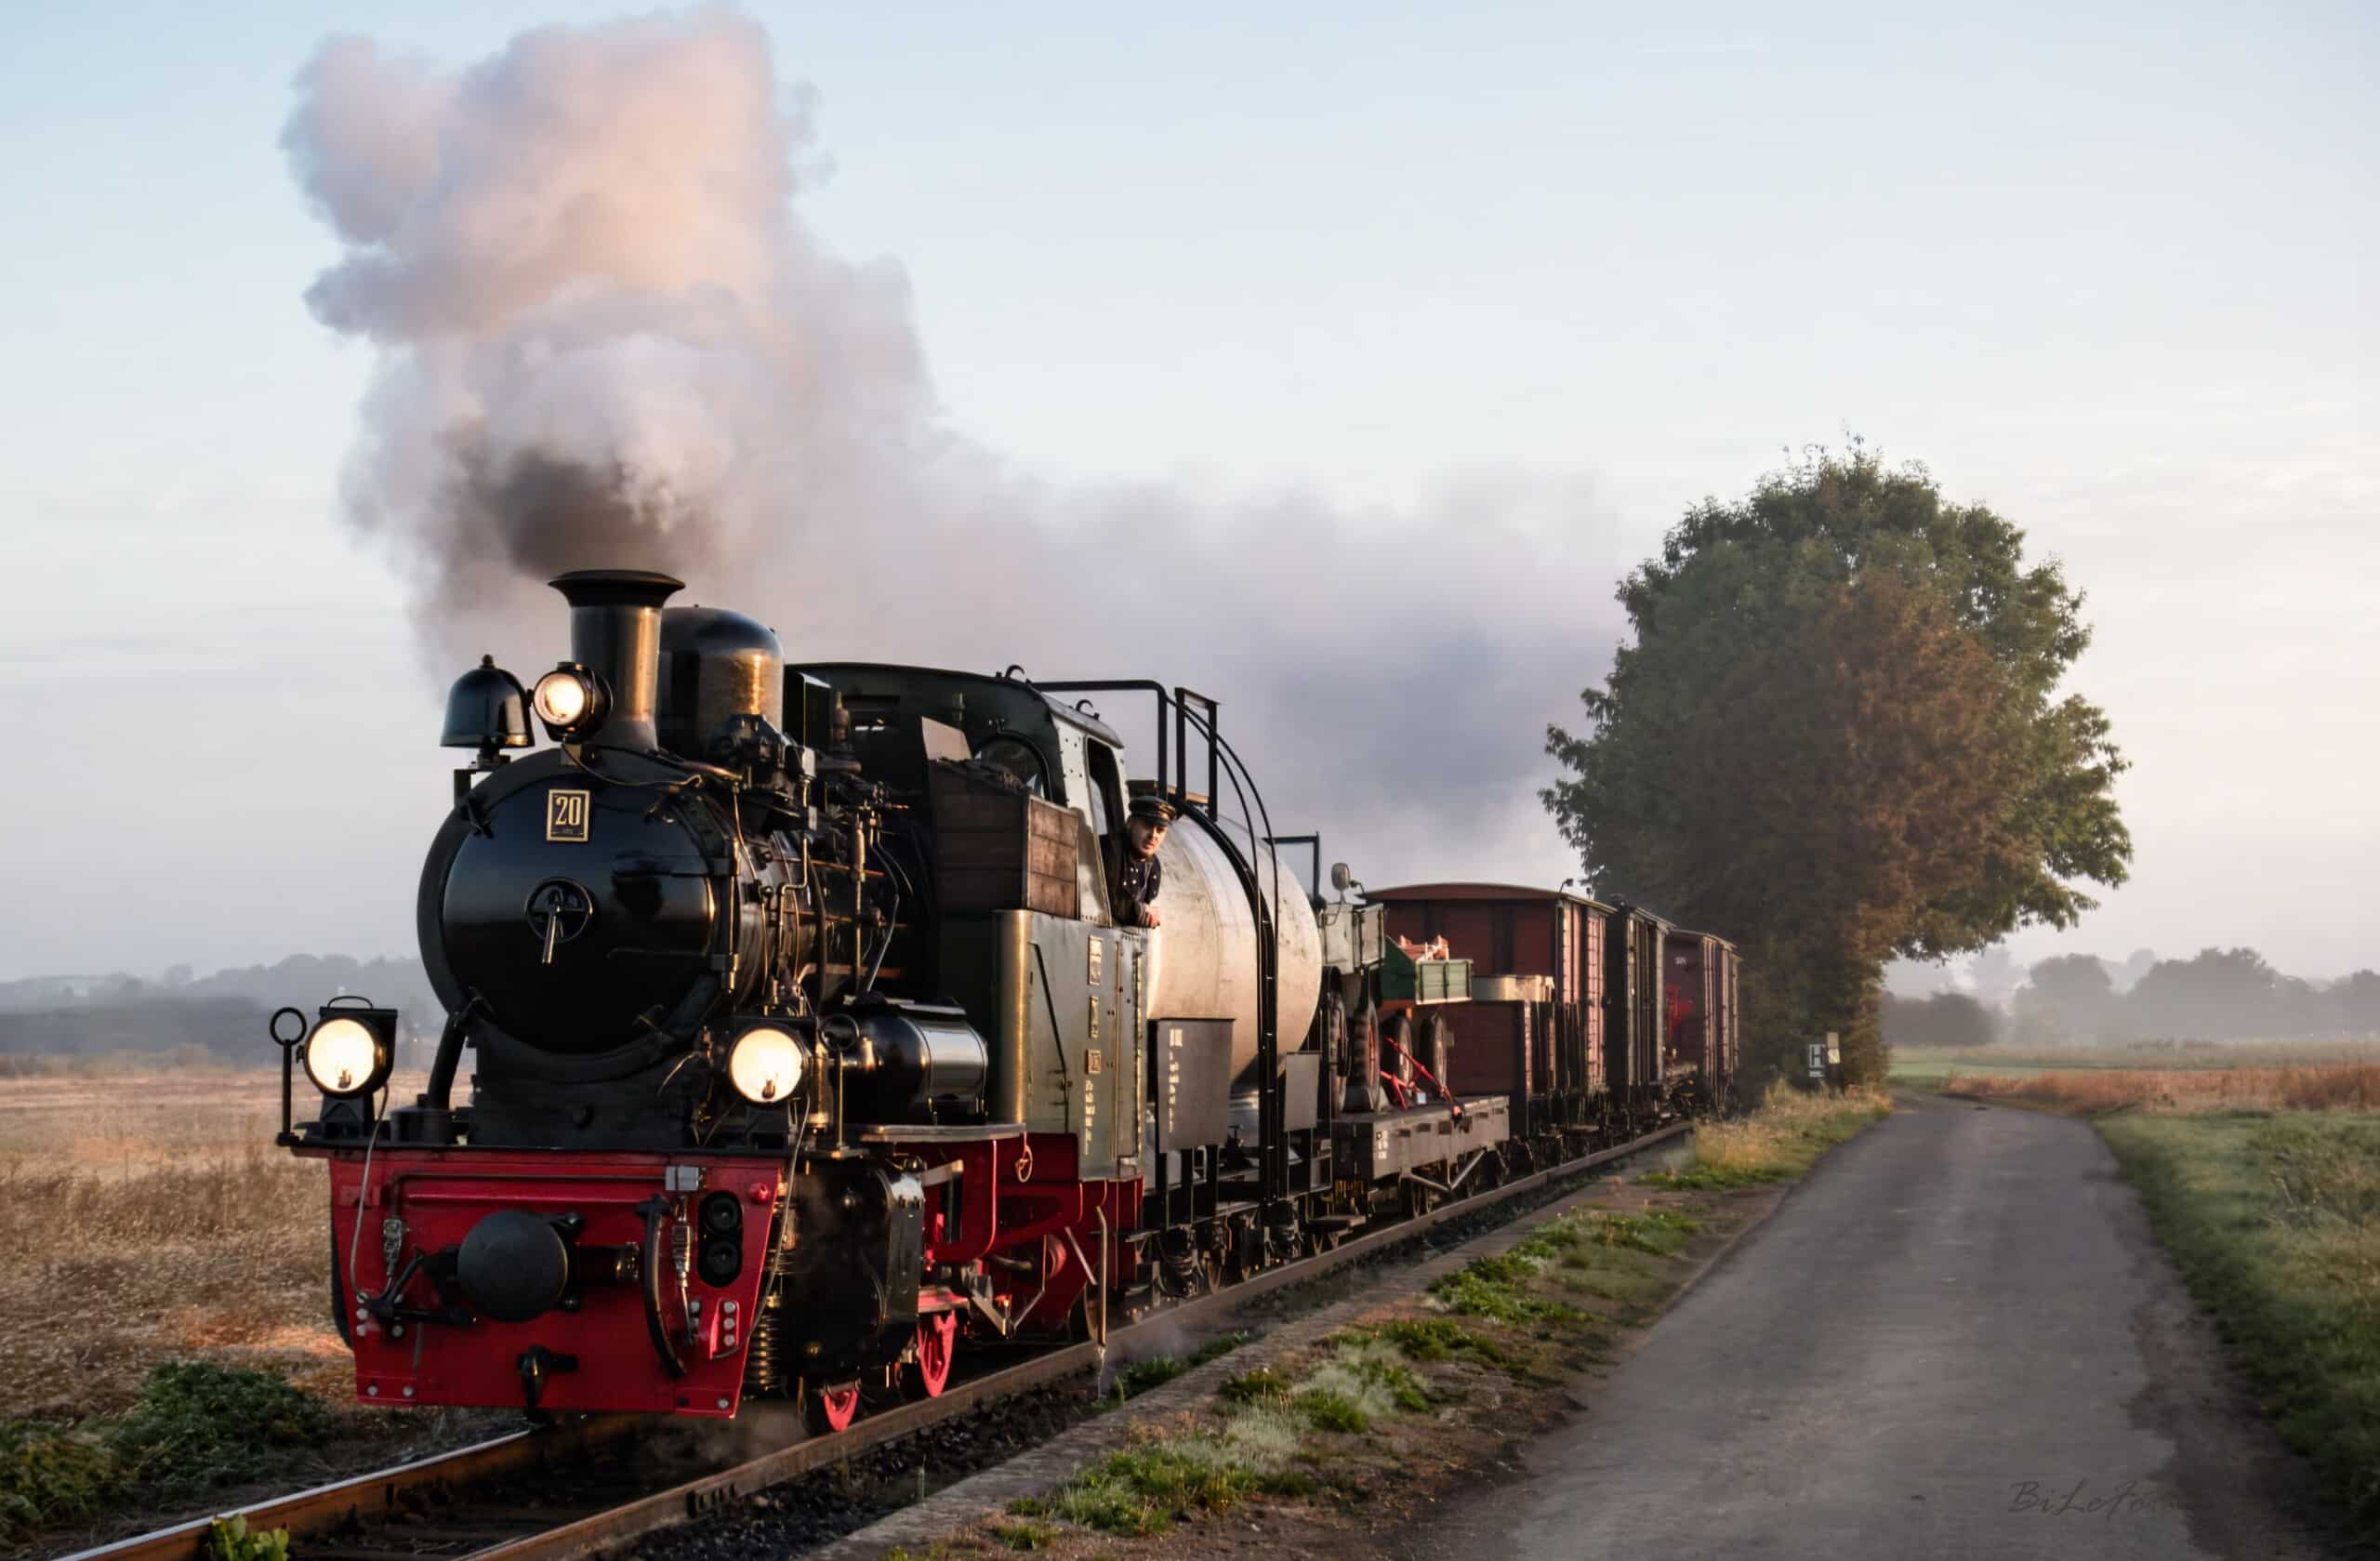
top-left (547, 789), bottom-right (592, 842)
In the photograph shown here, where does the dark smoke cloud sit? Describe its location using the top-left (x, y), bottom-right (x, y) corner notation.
top-left (283, 7), bottom-right (1632, 887)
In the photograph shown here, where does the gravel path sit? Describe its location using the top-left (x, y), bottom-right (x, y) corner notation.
top-left (1392, 1094), bottom-right (2350, 1560)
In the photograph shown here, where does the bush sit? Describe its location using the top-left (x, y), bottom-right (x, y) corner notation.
top-left (108, 1363), bottom-right (332, 1499)
top-left (1293, 1387), bottom-right (1368, 1434)
top-left (0, 1422), bottom-right (121, 1540)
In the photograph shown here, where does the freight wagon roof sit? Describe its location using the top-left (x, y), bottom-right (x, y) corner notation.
top-left (1365, 881), bottom-right (1615, 914)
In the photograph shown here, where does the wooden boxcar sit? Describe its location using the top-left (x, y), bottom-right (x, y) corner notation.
top-left (1604, 903), bottom-right (1672, 1123)
top-left (1662, 930), bottom-right (1726, 1106)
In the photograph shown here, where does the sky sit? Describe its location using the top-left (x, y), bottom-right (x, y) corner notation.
top-left (0, 0), bottom-right (2373, 987)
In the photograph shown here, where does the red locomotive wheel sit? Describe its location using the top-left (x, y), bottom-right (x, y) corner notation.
top-left (906, 1310), bottom-right (959, 1398)
top-left (811, 1382), bottom-right (861, 1434)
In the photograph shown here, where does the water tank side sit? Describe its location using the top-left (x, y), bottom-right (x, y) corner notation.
top-left (1141, 814), bottom-right (1321, 1087)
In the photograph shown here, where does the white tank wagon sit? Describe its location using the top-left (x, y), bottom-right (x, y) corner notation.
top-left (1142, 808), bottom-right (1324, 1090)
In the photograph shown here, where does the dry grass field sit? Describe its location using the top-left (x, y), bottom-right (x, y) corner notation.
top-left (0, 1068), bottom-right (353, 1422)
top-left (1890, 1036), bottom-right (2380, 1086)
top-left (0, 1069), bottom-right (526, 1547)
top-left (1942, 1059), bottom-right (2380, 1114)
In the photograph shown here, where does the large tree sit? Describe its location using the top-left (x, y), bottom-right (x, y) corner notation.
top-left (1544, 447), bottom-right (2131, 1084)
top-left (2013, 954), bottom-right (2122, 1042)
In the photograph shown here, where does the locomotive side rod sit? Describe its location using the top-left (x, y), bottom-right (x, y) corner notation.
top-left (63, 1121), bottom-right (1691, 1561)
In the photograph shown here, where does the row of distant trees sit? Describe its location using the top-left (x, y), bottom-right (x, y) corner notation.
top-left (0, 955), bottom-right (439, 1064)
top-left (1884, 947), bottom-right (2380, 1049)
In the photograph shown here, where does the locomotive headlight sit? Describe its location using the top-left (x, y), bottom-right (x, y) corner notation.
top-left (304, 1010), bottom-right (395, 1098)
top-left (727, 1025), bottom-right (807, 1105)
top-left (531, 663), bottom-right (606, 737)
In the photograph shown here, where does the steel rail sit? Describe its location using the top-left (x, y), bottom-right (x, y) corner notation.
top-left (69, 1120), bottom-right (1691, 1561)
top-left (52, 1418), bottom-right (642, 1561)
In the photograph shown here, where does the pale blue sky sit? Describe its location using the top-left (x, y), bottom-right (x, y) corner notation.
top-left (1, 2), bottom-right (2373, 982)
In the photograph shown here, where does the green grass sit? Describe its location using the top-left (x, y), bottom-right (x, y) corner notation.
top-left (1430, 1266), bottom-right (1582, 1327)
top-left (1637, 1162), bottom-right (1789, 1191)
top-left (985, 1518), bottom-right (1061, 1551)
top-left (1216, 1366), bottom-right (1289, 1406)
top-left (1292, 1387), bottom-right (1368, 1434)
top-left (1011, 1435), bottom-right (1302, 1538)
top-left (1427, 1210), bottom-right (1704, 1327)
top-left (1641, 1085), bottom-right (1891, 1190)
top-left (107, 1362), bottom-right (332, 1499)
top-left (0, 1363), bottom-right (332, 1541)
top-left (1023, 1336), bottom-right (1439, 1539)
top-left (1188, 1329), bottom-right (1252, 1367)
top-left (1349, 1317), bottom-right (1513, 1369)
top-left (1582, 1210), bottom-right (1700, 1255)
top-left (1115, 1356), bottom-right (1187, 1398)
top-left (2099, 1112), bottom-right (2380, 1542)
top-left (0, 1422), bottom-right (118, 1539)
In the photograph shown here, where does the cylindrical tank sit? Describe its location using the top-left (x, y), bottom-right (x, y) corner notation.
top-left (841, 1007), bottom-right (991, 1119)
top-left (657, 606), bottom-right (786, 760)
top-left (1141, 813), bottom-right (1322, 1089)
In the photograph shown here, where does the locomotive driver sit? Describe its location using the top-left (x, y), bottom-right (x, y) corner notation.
top-left (1113, 795), bottom-right (1173, 928)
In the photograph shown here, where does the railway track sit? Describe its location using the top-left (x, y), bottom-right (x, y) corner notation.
top-left (65, 1121), bottom-right (1691, 1561)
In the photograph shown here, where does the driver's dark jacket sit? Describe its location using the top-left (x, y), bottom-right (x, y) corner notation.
top-left (1113, 851), bottom-right (1163, 928)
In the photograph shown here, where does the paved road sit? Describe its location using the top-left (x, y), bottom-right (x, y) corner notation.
top-left (1395, 1094), bottom-right (2346, 1561)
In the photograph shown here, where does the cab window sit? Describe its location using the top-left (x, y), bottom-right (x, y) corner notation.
top-left (1085, 740), bottom-right (1128, 859)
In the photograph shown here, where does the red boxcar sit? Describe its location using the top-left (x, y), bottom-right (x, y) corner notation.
top-left (1365, 884), bottom-right (1616, 1146)
top-left (1661, 930), bottom-right (1740, 1105)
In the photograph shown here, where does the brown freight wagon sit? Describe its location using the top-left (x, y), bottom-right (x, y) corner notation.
top-left (1365, 884), bottom-right (1616, 1152)
top-left (1712, 936), bottom-right (1741, 1084)
top-left (1663, 930), bottom-right (1726, 1105)
top-left (1606, 903), bottom-right (1671, 1124)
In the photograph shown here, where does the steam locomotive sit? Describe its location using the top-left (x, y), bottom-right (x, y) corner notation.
top-left (274, 569), bottom-right (1738, 1426)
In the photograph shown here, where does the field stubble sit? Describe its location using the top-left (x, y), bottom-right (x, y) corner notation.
top-left (0, 1070), bottom-right (357, 1421)
top-left (1891, 1036), bottom-right (2380, 1087)
top-left (1942, 1060), bottom-right (2380, 1115)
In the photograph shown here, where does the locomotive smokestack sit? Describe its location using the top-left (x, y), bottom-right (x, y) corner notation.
top-left (549, 569), bottom-right (683, 752)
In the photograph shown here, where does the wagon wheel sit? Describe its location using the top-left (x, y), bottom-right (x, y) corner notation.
top-left (805, 1380), bottom-right (862, 1434)
top-left (903, 1311), bottom-right (959, 1398)
top-left (1319, 988), bottom-right (1350, 1076)
top-left (1420, 1012), bottom-right (1454, 1097)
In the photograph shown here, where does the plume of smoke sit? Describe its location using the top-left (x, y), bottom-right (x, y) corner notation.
top-left (284, 10), bottom-right (929, 627)
top-left (284, 7), bottom-right (1631, 887)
